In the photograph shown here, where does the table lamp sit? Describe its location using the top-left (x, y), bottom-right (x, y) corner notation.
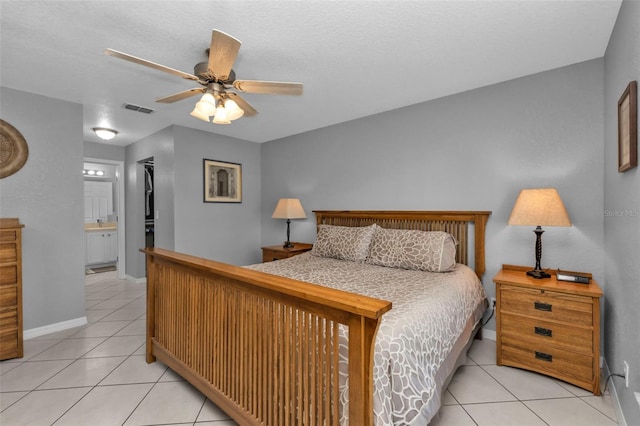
top-left (508, 188), bottom-right (571, 279)
top-left (272, 198), bottom-right (307, 248)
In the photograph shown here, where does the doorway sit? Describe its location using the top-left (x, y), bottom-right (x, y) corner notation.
top-left (83, 157), bottom-right (126, 279)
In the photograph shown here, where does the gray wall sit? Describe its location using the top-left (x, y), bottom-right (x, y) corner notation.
top-left (261, 59), bottom-right (605, 334)
top-left (0, 87), bottom-right (85, 329)
top-left (604, 0), bottom-right (640, 421)
top-left (84, 141), bottom-right (125, 162)
top-left (124, 125), bottom-right (262, 278)
top-left (124, 126), bottom-right (175, 278)
top-left (173, 126), bottom-right (262, 265)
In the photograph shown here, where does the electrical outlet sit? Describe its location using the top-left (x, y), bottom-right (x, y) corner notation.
top-left (624, 360), bottom-right (630, 388)
top-left (490, 297), bottom-right (496, 308)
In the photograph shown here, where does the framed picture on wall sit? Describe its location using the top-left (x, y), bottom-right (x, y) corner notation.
top-left (203, 159), bottom-right (242, 203)
top-left (618, 80), bottom-right (637, 173)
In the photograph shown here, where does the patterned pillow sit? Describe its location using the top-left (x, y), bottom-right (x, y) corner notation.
top-left (366, 228), bottom-right (457, 272)
top-left (310, 224), bottom-right (377, 262)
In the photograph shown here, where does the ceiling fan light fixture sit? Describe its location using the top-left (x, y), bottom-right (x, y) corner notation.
top-left (190, 107), bottom-right (211, 122)
top-left (195, 93), bottom-right (216, 116)
top-left (224, 98), bottom-right (244, 121)
top-left (92, 127), bottom-right (118, 141)
top-left (212, 105), bottom-right (231, 125)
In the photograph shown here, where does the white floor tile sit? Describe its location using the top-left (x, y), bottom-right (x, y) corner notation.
top-left (100, 355), bottom-right (167, 385)
top-left (0, 391), bottom-right (27, 411)
top-left (197, 398), bottom-right (233, 422)
top-left (447, 365), bottom-right (517, 404)
top-left (101, 306), bottom-right (146, 321)
top-left (524, 397), bottom-right (618, 426)
top-left (38, 356), bottom-right (126, 389)
top-left (482, 364), bottom-right (574, 400)
top-left (441, 390), bottom-right (458, 406)
top-left (86, 309), bottom-right (117, 323)
top-left (30, 337), bottom-right (106, 361)
top-left (20, 338), bottom-right (63, 360)
top-left (69, 320), bottom-right (131, 338)
top-left (463, 401), bottom-right (547, 426)
top-left (89, 298), bottom-right (134, 310)
top-left (115, 319), bottom-right (146, 336)
top-left (582, 395), bottom-right (618, 422)
top-left (429, 405), bottom-right (476, 426)
top-left (0, 360), bottom-right (73, 391)
top-left (0, 387), bottom-right (90, 425)
top-left (467, 338), bottom-right (496, 365)
top-left (54, 383), bottom-right (153, 426)
top-left (82, 335), bottom-right (144, 358)
top-left (123, 381), bottom-right (206, 425)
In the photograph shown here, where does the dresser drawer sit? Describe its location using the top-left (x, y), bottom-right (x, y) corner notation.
top-left (0, 229), bottom-right (17, 242)
top-left (501, 312), bottom-right (592, 355)
top-left (501, 335), bottom-right (594, 383)
top-left (0, 265), bottom-right (18, 286)
top-left (0, 307), bottom-right (18, 327)
top-left (0, 332), bottom-right (18, 359)
top-left (262, 249), bottom-right (286, 262)
top-left (0, 286), bottom-right (17, 307)
top-left (501, 286), bottom-right (593, 325)
top-left (0, 242), bottom-right (17, 263)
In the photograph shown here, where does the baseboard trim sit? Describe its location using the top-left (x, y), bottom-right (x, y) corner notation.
top-left (24, 316), bottom-right (88, 340)
top-left (481, 328), bottom-right (496, 341)
top-left (125, 274), bottom-right (146, 284)
top-left (602, 358), bottom-right (627, 426)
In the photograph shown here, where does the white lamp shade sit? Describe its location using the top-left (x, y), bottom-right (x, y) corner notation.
top-left (508, 188), bottom-right (571, 227)
top-left (212, 106), bottom-right (231, 124)
top-left (225, 99), bottom-right (245, 121)
top-left (190, 107), bottom-right (211, 122)
top-left (272, 198), bottom-right (307, 219)
top-left (195, 93), bottom-right (216, 116)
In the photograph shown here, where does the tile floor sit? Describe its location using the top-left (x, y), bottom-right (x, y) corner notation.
top-left (0, 271), bottom-right (618, 426)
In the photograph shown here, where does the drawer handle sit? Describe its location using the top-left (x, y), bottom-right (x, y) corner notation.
top-left (535, 351), bottom-right (553, 362)
top-left (534, 301), bottom-right (552, 312)
top-left (534, 326), bottom-right (553, 337)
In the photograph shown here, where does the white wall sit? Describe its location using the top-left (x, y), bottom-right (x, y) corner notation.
top-left (603, 0), bottom-right (640, 421)
top-left (0, 87), bottom-right (85, 329)
top-left (261, 59), bottom-right (606, 333)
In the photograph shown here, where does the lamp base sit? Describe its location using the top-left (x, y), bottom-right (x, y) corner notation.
top-left (283, 241), bottom-right (294, 249)
top-left (527, 268), bottom-right (551, 279)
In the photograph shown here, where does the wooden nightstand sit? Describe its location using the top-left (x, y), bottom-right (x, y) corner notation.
top-left (261, 243), bottom-right (313, 263)
top-left (493, 264), bottom-right (603, 395)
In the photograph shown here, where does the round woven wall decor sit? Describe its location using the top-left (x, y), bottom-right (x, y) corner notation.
top-left (0, 119), bottom-right (29, 179)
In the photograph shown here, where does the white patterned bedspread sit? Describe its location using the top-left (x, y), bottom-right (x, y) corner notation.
top-left (245, 253), bottom-right (486, 425)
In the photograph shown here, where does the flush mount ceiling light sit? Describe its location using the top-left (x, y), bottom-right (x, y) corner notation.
top-left (92, 127), bottom-right (118, 141)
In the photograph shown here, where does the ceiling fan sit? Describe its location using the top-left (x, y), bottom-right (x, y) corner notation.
top-left (105, 29), bottom-right (303, 124)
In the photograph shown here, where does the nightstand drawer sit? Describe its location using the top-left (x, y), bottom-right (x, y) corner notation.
top-left (501, 312), bottom-right (592, 355)
top-left (501, 286), bottom-right (593, 325)
top-left (262, 249), bottom-right (286, 262)
top-left (501, 336), bottom-right (594, 383)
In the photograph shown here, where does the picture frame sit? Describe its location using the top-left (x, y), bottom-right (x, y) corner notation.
top-left (618, 80), bottom-right (637, 173)
top-left (203, 159), bottom-right (242, 203)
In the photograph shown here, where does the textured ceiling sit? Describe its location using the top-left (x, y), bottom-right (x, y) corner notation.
top-left (0, 1), bottom-right (621, 145)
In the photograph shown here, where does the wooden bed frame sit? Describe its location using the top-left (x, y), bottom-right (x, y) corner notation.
top-left (142, 210), bottom-right (490, 426)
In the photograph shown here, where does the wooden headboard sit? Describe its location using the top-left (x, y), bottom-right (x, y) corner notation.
top-left (314, 210), bottom-right (491, 278)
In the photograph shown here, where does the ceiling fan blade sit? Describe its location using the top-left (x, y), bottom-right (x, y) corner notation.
top-left (227, 92), bottom-right (258, 116)
top-left (208, 30), bottom-right (241, 81)
top-left (232, 80), bottom-right (303, 95)
top-left (105, 48), bottom-right (199, 81)
top-left (155, 88), bottom-right (205, 103)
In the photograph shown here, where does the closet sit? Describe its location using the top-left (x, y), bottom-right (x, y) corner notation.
top-left (144, 159), bottom-right (154, 247)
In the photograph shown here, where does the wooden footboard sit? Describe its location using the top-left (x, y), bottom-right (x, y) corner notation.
top-left (143, 247), bottom-right (392, 426)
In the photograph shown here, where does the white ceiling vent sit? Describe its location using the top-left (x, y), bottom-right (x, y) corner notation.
top-left (123, 103), bottom-right (154, 114)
